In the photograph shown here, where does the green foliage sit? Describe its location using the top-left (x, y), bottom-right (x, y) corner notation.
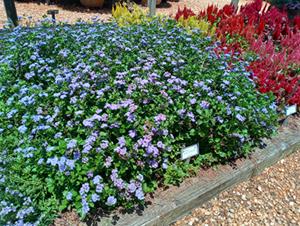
top-left (0, 19), bottom-right (278, 225)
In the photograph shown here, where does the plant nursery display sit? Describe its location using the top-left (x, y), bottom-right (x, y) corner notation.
top-left (0, 17), bottom-right (279, 225)
top-left (1, 0), bottom-right (298, 225)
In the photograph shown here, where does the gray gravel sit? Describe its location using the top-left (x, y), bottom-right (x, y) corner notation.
top-left (174, 150), bottom-right (300, 226)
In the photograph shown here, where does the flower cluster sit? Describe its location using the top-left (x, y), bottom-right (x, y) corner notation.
top-left (0, 187), bottom-right (40, 226)
top-left (0, 19), bottom-right (277, 224)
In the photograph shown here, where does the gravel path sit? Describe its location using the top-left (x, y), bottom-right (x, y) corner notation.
top-left (0, 0), bottom-right (249, 28)
top-left (174, 150), bottom-right (300, 226)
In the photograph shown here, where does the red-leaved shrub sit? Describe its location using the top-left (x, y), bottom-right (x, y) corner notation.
top-left (174, 0), bottom-right (300, 106)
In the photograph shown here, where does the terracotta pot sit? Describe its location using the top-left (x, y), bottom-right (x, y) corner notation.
top-left (80, 0), bottom-right (104, 8)
top-left (141, 0), bottom-right (162, 7)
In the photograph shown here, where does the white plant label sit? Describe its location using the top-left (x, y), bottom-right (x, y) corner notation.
top-left (181, 143), bottom-right (199, 160)
top-left (285, 104), bottom-right (297, 116)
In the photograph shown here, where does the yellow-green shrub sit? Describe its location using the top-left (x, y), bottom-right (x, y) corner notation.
top-left (112, 3), bottom-right (168, 26)
top-left (112, 3), bottom-right (149, 26)
top-left (177, 16), bottom-right (216, 37)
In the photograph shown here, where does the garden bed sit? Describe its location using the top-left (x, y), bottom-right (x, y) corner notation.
top-left (92, 115), bottom-right (300, 226)
top-left (0, 1), bottom-right (299, 225)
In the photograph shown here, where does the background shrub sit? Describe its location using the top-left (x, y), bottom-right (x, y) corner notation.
top-left (0, 20), bottom-right (277, 225)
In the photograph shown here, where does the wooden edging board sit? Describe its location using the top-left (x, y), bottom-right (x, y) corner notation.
top-left (96, 118), bottom-right (300, 226)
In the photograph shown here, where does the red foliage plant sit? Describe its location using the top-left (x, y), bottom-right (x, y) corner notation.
top-left (250, 37), bottom-right (300, 105)
top-left (174, 6), bottom-right (196, 20)
top-left (198, 4), bottom-right (236, 24)
top-left (174, 0), bottom-right (300, 106)
top-left (293, 16), bottom-right (300, 32)
top-left (239, 0), bottom-right (263, 22)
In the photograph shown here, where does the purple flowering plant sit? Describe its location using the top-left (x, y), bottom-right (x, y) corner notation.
top-left (0, 18), bottom-right (278, 225)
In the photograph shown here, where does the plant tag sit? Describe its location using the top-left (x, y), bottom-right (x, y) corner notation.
top-left (181, 143), bottom-right (199, 160)
top-left (285, 104), bottom-right (297, 116)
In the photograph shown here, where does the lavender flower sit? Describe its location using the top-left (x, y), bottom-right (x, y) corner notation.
top-left (67, 139), bottom-right (77, 149)
top-left (87, 171), bottom-right (94, 178)
top-left (187, 112), bottom-right (195, 122)
top-left (135, 188), bottom-right (145, 200)
top-left (37, 158), bottom-right (44, 165)
top-left (66, 159), bottom-right (75, 170)
top-left (74, 151), bottom-right (81, 160)
top-left (104, 156), bottom-right (113, 168)
top-left (82, 144), bottom-right (92, 154)
top-left (18, 125), bottom-right (27, 134)
top-left (66, 192), bottom-right (72, 201)
top-left (82, 157), bottom-right (89, 163)
top-left (83, 119), bottom-right (93, 127)
top-left (162, 159), bottom-right (168, 169)
top-left (82, 201), bottom-right (90, 215)
top-left (118, 136), bottom-right (126, 146)
top-left (96, 184), bottom-right (104, 193)
top-left (106, 196), bottom-right (117, 206)
top-left (129, 130), bottom-right (136, 138)
top-left (47, 156), bottom-right (58, 166)
top-left (178, 109), bottom-right (186, 117)
top-left (93, 175), bottom-right (102, 185)
top-left (200, 101), bottom-right (210, 109)
top-left (81, 183), bottom-right (90, 194)
top-left (114, 146), bottom-right (127, 156)
top-left (226, 107), bottom-right (232, 115)
top-left (236, 114), bottom-right (246, 122)
top-left (100, 140), bottom-right (109, 149)
top-left (190, 98), bottom-right (197, 105)
top-left (91, 193), bottom-right (100, 203)
top-left (154, 114), bottom-right (167, 124)
top-left (157, 141), bottom-right (165, 149)
top-left (216, 116), bottom-right (224, 123)
top-left (127, 182), bottom-right (137, 193)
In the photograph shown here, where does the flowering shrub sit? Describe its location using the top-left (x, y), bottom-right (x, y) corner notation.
top-left (175, 0), bottom-right (300, 106)
top-left (0, 20), bottom-right (277, 225)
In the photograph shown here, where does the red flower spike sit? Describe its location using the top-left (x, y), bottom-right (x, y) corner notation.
top-left (175, 6), bottom-right (195, 20)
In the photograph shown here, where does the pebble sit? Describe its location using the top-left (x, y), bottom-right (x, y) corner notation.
top-left (174, 150), bottom-right (300, 226)
top-left (257, 186), bottom-right (262, 191)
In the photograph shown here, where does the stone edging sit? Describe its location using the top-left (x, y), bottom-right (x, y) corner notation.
top-left (97, 118), bottom-right (300, 226)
